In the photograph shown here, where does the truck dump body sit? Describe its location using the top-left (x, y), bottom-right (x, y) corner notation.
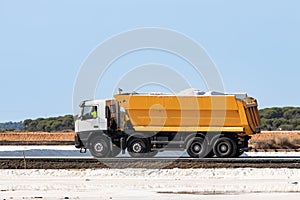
top-left (114, 93), bottom-right (260, 136)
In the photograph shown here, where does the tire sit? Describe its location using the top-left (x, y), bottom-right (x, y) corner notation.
top-left (186, 137), bottom-right (209, 158)
top-left (127, 138), bottom-right (150, 158)
top-left (213, 137), bottom-right (237, 158)
top-left (88, 136), bottom-right (110, 158)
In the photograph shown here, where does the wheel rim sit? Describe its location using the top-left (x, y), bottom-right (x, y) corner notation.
top-left (187, 137), bottom-right (208, 158)
top-left (132, 142), bottom-right (143, 153)
top-left (94, 142), bottom-right (104, 153)
top-left (128, 138), bottom-right (150, 157)
top-left (218, 142), bottom-right (229, 154)
top-left (191, 142), bottom-right (202, 154)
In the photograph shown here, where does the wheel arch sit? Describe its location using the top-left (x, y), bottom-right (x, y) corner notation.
top-left (209, 132), bottom-right (239, 146)
top-left (87, 131), bottom-right (112, 150)
top-left (184, 132), bottom-right (206, 149)
top-left (126, 132), bottom-right (152, 144)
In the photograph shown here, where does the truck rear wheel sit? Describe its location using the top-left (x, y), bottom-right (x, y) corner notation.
top-left (127, 138), bottom-right (150, 158)
top-left (213, 137), bottom-right (237, 158)
top-left (88, 136), bottom-right (110, 158)
top-left (187, 137), bottom-right (209, 158)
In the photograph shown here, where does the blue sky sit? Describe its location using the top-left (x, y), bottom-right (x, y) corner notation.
top-left (0, 0), bottom-right (300, 122)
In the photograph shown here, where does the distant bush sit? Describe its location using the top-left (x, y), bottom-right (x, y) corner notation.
top-left (260, 107), bottom-right (300, 131)
top-left (23, 115), bottom-right (74, 132)
top-left (0, 121), bottom-right (23, 131)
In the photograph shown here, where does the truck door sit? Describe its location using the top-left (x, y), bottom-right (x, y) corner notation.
top-left (78, 105), bottom-right (102, 132)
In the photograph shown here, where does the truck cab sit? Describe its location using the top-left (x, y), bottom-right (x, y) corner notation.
top-left (75, 100), bottom-right (108, 133)
top-left (75, 99), bottom-right (122, 157)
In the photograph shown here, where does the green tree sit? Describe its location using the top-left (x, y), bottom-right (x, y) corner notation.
top-left (280, 124), bottom-right (294, 131)
top-left (23, 115), bottom-right (75, 132)
top-left (283, 108), bottom-right (300, 120)
top-left (27, 121), bottom-right (38, 132)
top-left (50, 120), bottom-right (62, 131)
top-left (260, 107), bottom-right (283, 119)
top-left (272, 118), bottom-right (287, 129)
top-left (260, 107), bottom-right (300, 131)
top-left (23, 119), bottom-right (32, 129)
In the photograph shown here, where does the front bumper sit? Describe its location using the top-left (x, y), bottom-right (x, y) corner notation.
top-left (75, 131), bottom-right (91, 149)
top-left (75, 133), bottom-right (84, 148)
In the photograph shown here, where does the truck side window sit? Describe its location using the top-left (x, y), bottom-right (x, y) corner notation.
top-left (82, 106), bottom-right (97, 120)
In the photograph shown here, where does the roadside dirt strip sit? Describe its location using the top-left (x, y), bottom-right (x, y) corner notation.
top-left (1, 158), bottom-right (300, 169)
top-left (0, 141), bottom-right (74, 145)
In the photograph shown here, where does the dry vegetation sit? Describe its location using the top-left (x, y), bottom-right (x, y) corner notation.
top-left (250, 131), bottom-right (300, 149)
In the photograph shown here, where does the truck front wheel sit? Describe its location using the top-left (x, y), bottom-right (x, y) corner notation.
top-left (88, 136), bottom-right (110, 158)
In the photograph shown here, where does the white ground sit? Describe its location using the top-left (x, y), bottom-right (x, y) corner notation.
top-left (0, 168), bottom-right (300, 200)
top-left (1, 147), bottom-right (300, 199)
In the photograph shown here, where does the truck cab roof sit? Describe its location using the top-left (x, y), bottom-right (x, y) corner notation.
top-left (80, 99), bottom-right (107, 107)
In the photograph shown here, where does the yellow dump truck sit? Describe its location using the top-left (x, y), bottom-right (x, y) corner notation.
top-left (75, 91), bottom-right (261, 158)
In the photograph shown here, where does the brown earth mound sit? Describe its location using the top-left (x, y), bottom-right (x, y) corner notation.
top-left (250, 131), bottom-right (300, 149)
top-left (0, 132), bottom-right (74, 141)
